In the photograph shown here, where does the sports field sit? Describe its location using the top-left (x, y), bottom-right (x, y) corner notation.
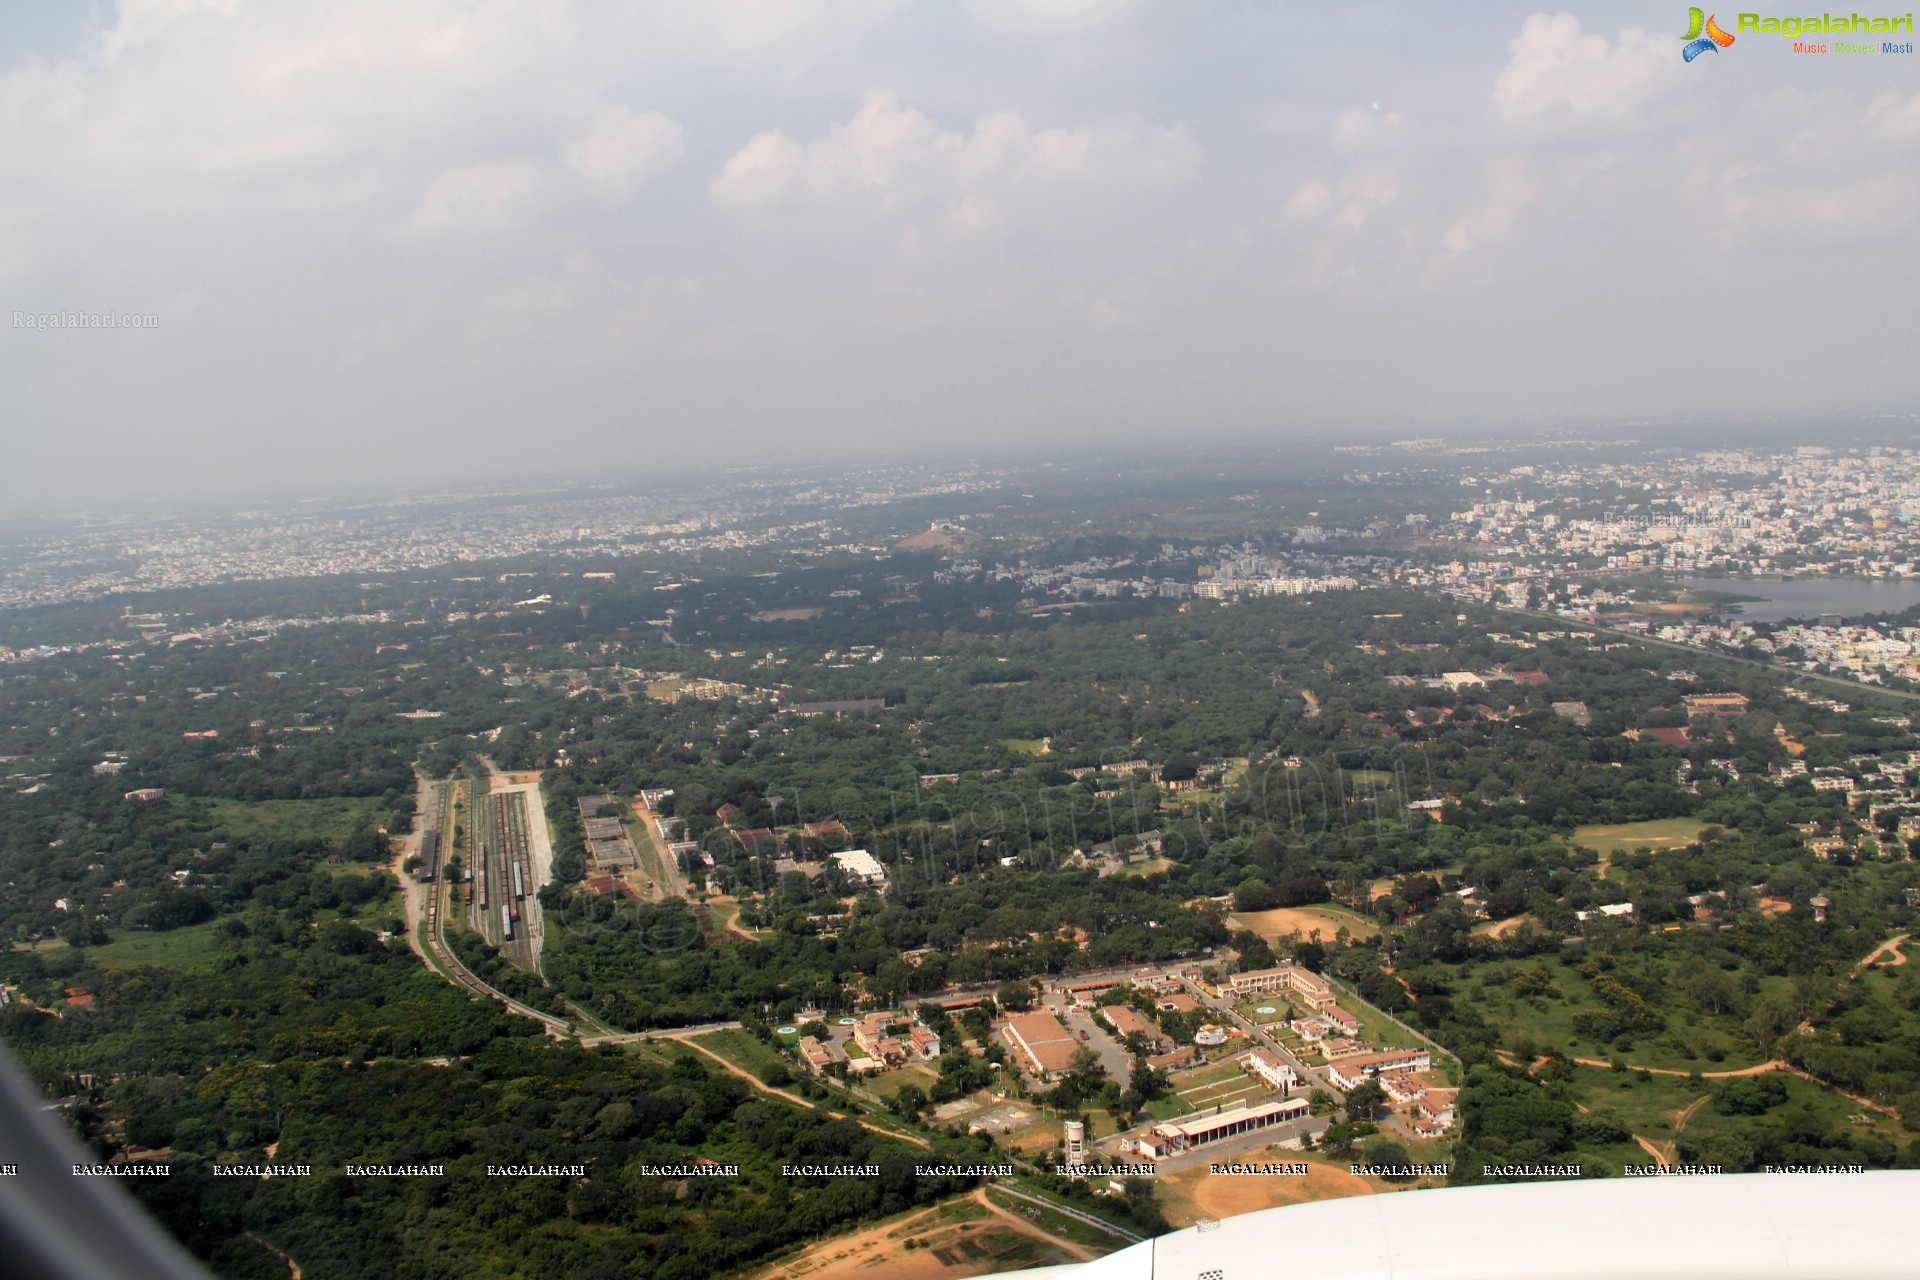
top-left (1231, 904), bottom-right (1380, 942)
top-left (1568, 818), bottom-right (1708, 855)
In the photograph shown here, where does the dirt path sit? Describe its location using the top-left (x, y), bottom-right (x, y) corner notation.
top-left (665, 1034), bottom-right (932, 1149)
top-left (1854, 933), bottom-right (1910, 976)
top-left (747, 1202), bottom-right (950, 1280)
top-left (1632, 1134), bottom-right (1671, 1170)
top-left (630, 798), bottom-right (690, 898)
top-left (246, 1232), bottom-right (302, 1280)
top-left (708, 896), bottom-right (762, 942)
top-left (1499, 1050), bottom-right (1904, 1128)
top-left (972, 1189), bottom-right (1099, 1262)
top-left (1301, 690), bottom-right (1321, 718)
top-left (1798, 933), bottom-right (1911, 1035)
top-left (1500, 1051), bottom-right (1785, 1080)
top-left (392, 775), bottom-right (436, 968)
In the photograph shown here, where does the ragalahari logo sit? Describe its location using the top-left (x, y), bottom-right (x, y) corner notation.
top-left (1682, 7), bottom-right (1737, 58)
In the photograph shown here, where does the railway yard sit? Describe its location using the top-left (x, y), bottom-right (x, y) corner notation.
top-left (410, 774), bottom-right (567, 1033)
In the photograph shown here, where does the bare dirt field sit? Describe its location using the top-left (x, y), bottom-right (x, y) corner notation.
top-left (749, 1192), bottom-right (1084, 1280)
top-left (1232, 905), bottom-right (1380, 942)
top-left (1153, 1159), bottom-right (1375, 1226)
top-left (895, 530), bottom-right (978, 553)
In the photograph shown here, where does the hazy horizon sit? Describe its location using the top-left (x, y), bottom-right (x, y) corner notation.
top-left (3, 1), bottom-right (1916, 509)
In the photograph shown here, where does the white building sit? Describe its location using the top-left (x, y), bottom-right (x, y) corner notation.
top-left (830, 848), bottom-right (889, 887)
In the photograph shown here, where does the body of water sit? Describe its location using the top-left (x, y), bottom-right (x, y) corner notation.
top-left (1673, 576), bottom-right (1920, 624)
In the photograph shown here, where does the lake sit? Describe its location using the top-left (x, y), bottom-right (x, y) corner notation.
top-left (1673, 576), bottom-right (1920, 624)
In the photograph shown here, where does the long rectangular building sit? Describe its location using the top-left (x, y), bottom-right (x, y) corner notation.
top-left (1327, 1048), bottom-right (1433, 1090)
top-left (1002, 1011), bottom-right (1080, 1079)
top-left (1137, 1097), bottom-right (1311, 1157)
top-left (1225, 963), bottom-right (1335, 1008)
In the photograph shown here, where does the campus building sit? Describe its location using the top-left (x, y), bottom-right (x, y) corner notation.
top-left (830, 848), bottom-right (889, 887)
top-left (1224, 964), bottom-right (1336, 1009)
top-left (1326, 1048), bottom-right (1433, 1090)
top-left (1131, 1097), bottom-right (1311, 1159)
top-left (1244, 1049), bottom-right (1298, 1093)
top-left (1101, 1004), bottom-right (1163, 1050)
top-left (1002, 1010), bottom-right (1080, 1080)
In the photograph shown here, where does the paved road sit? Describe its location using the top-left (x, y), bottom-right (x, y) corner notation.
top-left (579, 1020), bottom-right (743, 1046)
top-left (1183, 983), bottom-right (1331, 1098)
top-left (1050, 996), bottom-right (1134, 1087)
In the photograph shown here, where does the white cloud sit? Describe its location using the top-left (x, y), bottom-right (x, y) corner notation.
top-left (1440, 159), bottom-right (1540, 256)
top-left (966, 0), bottom-right (1154, 38)
top-left (1494, 13), bottom-right (1674, 124)
top-left (1331, 106), bottom-right (1408, 153)
top-left (1865, 91), bottom-right (1920, 142)
top-left (564, 106), bottom-right (684, 195)
top-left (408, 160), bottom-right (542, 232)
top-left (710, 130), bottom-right (809, 206)
top-left (1686, 168), bottom-right (1918, 246)
top-left (710, 87), bottom-right (1201, 208)
top-left (2, 1), bottom-right (572, 194)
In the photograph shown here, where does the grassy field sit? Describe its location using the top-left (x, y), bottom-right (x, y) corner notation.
top-left (1328, 981), bottom-right (1428, 1053)
top-left (1454, 954), bottom-right (1765, 1072)
top-left (866, 1066), bottom-right (940, 1100)
top-left (67, 921), bottom-right (228, 972)
top-left (1231, 904), bottom-right (1380, 943)
top-left (197, 796), bottom-right (389, 849)
top-left (1170, 1058), bottom-right (1249, 1094)
top-left (1562, 1062), bottom-right (1905, 1167)
top-left (1568, 1063), bottom-right (1711, 1156)
top-left (1143, 1092), bottom-right (1196, 1121)
top-left (1111, 857), bottom-right (1174, 878)
top-left (688, 1028), bottom-right (792, 1078)
top-left (983, 1186), bottom-right (1120, 1253)
top-left (706, 899), bottom-right (768, 940)
top-left (997, 1112), bottom-right (1064, 1154)
top-left (1235, 999), bottom-right (1293, 1026)
top-left (1567, 818), bottom-right (1709, 856)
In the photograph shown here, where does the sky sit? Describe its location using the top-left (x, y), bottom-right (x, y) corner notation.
top-left (1, 1), bottom-right (1916, 510)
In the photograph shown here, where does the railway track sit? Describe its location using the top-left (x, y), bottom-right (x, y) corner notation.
top-left (417, 773), bottom-right (569, 1037)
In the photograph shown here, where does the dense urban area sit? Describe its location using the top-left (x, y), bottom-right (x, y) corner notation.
top-left (5, 433), bottom-right (1920, 1279)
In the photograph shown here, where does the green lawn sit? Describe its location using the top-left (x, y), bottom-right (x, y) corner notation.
top-left (1143, 1093), bottom-right (1196, 1120)
top-left (1182, 1079), bottom-right (1263, 1110)
top-left (1170, 1059), bottom-right (1249, 1094)
top-left (196, 796), bottom-right (391, 850)
top-left (1235, 999), bottom-right (1293, 1026)
top-left (866, 1065), bottom-right (939, 1100)
top-left (688, 1028), bottom-right (791, 1078)
top-left (68, 921), bottom-right (229, 972)
top-left (1567, 818), bottom-right (1709, 855)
